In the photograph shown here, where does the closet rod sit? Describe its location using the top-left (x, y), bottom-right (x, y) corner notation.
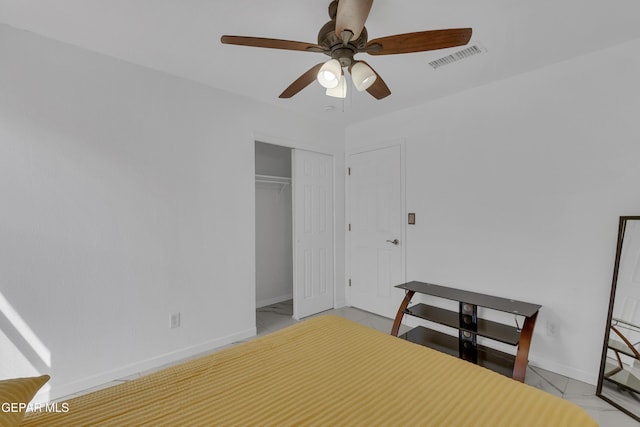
top-left (255, 174), bottom-right (291, 185)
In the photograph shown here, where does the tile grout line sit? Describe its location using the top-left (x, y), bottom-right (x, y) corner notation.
top-left (529, 365), bottom-right (567, 395)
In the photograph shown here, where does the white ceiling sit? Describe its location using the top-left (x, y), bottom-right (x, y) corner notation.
top-left (2, 0), bottom-right (640, 126)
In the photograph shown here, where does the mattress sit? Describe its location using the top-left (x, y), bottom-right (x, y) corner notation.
top-left (22, 315), bottom-right (597, 426)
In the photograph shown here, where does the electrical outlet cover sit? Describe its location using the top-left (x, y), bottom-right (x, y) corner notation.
top-left (170, 313), bottom-right (181, 328)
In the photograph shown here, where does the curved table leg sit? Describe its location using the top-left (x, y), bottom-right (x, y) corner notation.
top-left (391, 290), bottom-right (415, 337)
top-left (513, 311), bottom-right (538, 383)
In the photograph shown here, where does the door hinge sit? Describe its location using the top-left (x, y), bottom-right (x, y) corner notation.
top-left (348, 167), bottom-right (351, 176)
top-left (349, 279), bottom-right (352, 287)
top-left (348, 224), bottom-right (351, 231)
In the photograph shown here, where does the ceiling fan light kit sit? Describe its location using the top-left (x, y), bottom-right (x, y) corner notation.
top-left (221, 0), bottom-right (472, 101)
top-left (350, 61), bottom-right (377, 91)
top-left (317, 59), bottom-right (343, 89)
top-left (326, 75), bottom-right (347, 98)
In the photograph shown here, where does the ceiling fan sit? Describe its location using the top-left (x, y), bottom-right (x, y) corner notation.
top-left (221, 0), bottom-right (471, 100)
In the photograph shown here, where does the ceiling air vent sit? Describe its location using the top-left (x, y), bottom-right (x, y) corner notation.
top-left (429, 45), bottom-right (484, 70)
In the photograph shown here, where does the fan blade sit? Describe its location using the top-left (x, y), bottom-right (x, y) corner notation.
top-left (365, 28), bottom-right (472, 55)
top-left (221, 36), bottom-right (325, 53)
top-left (335, 0), bottom-right (373, 41)
top-left (279, 63), bottom-right (324, 98)
top-left (354, 61), bottom-right (390, 100)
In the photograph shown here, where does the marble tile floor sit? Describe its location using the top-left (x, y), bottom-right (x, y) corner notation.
top-left (54, 300), bottom-right (637, 426)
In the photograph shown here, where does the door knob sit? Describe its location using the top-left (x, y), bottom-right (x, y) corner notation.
top-left (386, 239), bottom-right (400, 245)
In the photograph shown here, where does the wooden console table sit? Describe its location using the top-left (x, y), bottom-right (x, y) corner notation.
top-left (391, 281), bottom-right (541, 382)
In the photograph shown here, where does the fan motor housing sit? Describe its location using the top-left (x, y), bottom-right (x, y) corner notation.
top-left (318, 20), bottom-right (368, 67)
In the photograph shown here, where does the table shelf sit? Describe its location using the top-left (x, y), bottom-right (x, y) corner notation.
top-left (404, 303), bottom-right (521, 346)
top-left (399, 326), bottom-right (516, 378)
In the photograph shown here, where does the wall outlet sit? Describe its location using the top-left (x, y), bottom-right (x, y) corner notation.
top-left (546, 321), bottom-right (556, 337)
top-left (170, 312), bottom-right (181, 329)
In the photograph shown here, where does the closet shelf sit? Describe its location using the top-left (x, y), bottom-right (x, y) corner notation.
top-left (255, 174), bottom-right (291, 193)
top-left (255, 174), bottom-right (291, 184)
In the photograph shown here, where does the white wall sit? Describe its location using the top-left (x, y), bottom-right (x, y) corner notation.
top-left (0, 23), bottom-right (345, 400)
top-left (346, 38), bottom-right (640, 384)
top-left (255, 141), bottom-right (292, 178)
top-left (255, 184), bottom-right (293, 307)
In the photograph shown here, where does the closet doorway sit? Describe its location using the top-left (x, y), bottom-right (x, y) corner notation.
top-left (255, 142), bottom-right (293, 316)
top-left (255, 140), bottom-right (335, 323)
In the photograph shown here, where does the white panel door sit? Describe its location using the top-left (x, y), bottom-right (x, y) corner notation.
top-left (292, 149), bottom-right (334, 319)
top-left (349, 144), bottom-right (404, 318)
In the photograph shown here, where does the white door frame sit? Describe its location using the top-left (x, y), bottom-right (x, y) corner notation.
top-left (345, 139), bottom-right (407, 310)
top-left (252, 133), bottom-right (337, 319)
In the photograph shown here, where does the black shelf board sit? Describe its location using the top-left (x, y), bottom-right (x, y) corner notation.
top-left (399, 326), bottom-right (516, 378)
top-left (396, 281), bottom-right (540, 317)
top-left (405, 303), bottom-right (521, 346)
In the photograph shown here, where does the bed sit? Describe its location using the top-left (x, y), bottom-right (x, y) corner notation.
top-left (21, 315), bottom-right (597, 426)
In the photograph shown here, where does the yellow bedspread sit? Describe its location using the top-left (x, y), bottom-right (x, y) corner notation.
top-left (23, 315), bottom-right (597, 426)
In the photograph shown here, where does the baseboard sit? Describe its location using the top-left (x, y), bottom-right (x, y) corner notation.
top-left (529, 356), bottom-right (598, 385)
top-left (256, 293), bottom-right (293, 308)
top-left (40, 326), bottom-right (256, 403)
